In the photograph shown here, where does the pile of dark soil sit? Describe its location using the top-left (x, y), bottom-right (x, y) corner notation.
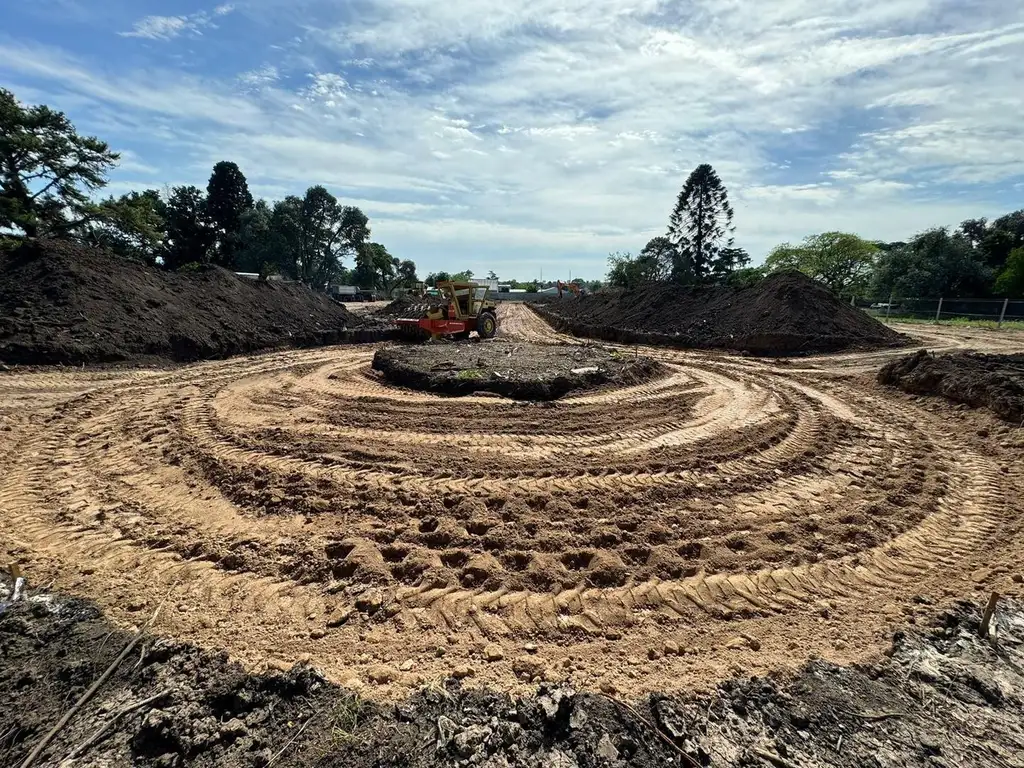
top-left (3, 580), bottom-right (1023, 768)
top-left (373, 295), bottom-right (440, 318)
top-left (372, 340), bottom-right (663, 400)
top-left (879, 349), bottom-right (1024, 423)
top-left (533, 271), bottom-right (908, 356)
top-left (0, 239), bottom-right (391, 366)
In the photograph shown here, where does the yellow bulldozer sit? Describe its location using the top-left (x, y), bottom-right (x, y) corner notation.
top-left (394, 281), bottom-right (498, 340)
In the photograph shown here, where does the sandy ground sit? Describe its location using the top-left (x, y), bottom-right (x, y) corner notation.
top-left (1, 307), bottom-right (1023, 701)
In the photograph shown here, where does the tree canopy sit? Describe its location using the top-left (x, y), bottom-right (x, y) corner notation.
top-left (765, 232), bottom-right (878, 295)
top-left (1, 87), bottom-right (119, 238)
top-left (206, 161), bottom-right (253, 267)
top-left (872, 228), bottom-right (992, 298)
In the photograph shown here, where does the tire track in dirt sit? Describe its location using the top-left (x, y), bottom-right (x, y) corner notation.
top-left (0, 303), bottom-right (1017, 698)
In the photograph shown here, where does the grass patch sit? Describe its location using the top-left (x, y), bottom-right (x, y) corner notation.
top-left (456, 368), bottom-right (486, 380)
top-left (880, 315), bottom-right (1024, 331)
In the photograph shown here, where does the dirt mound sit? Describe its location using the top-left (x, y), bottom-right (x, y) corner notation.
top-left (533, 271), bottom-right (909, 355)
top-left (0, 239), bottom-right (390, 366)
top-left (879, 349), bottom-right (1024, 423)
top-left (3, 582), bottom-right (1024, 768)
top-left (374, 294), bottom-right (430, 318)
top-left (372, 339), bottom-right (664, 400)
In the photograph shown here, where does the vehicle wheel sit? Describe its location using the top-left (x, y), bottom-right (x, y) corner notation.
top-left (478, 312), bottom-right (497, 339)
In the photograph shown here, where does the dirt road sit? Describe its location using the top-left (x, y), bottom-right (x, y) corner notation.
top-left (1, 305), bottom-right (1022, 699)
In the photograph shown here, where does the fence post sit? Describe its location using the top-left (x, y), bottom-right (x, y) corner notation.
top-left (886, 293), bottom-right (893, 321)
top-left (999, 298), bottom-right (1009, 328)
top-left (934, 297), bottom-right (943, 324)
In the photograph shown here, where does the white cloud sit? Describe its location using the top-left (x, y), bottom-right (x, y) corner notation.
top-left (121, 4), bottom-right (237, 40)
top-left (5, 0), bottom-right (1024, 276)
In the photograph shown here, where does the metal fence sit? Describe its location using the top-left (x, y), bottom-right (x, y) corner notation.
top-left (854, 296), bottom-right (1024, 327)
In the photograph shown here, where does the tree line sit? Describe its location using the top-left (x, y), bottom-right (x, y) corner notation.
top-left (0, 88), bottom-right (419, 296)
top-left (761, 217), bottom-right (1024, 299)
top-left (607, 160), bottom-right (1024, 298)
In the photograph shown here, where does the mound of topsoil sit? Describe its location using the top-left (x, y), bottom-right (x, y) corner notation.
top-left (533, 271), bottom-right (908, 356)
top-left (3, 582), bottom-right (1024, 768)
top-left (0, 239), bottom-right (390, 366)
top-left (373, 339), bottom-right (663, 400)
top-left (879, 349), bottom-right (1024, 423)
top-left (372, 294), bottom-right (447, 319)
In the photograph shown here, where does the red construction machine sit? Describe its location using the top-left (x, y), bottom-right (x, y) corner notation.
top-left (395, 281), bottom-right (499, 341)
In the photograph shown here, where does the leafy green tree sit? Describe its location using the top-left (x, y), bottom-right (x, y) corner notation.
top-left (606, 251), bottom-right (666, 288)
top-left (451, 270), bottom-right (474, 282)
top-left (425, 271), bottom-right (452, 286)
top-left (765, 232), bottom-right (877, 295)
top-left (206, 161), bottom-right (253, 267)
top-left (714, 247), bottom-right (751, 281)
top-left (398, 259), bottom-right (418, 287)
top-left (85, 189), bottom-right (165, 265)
top-left (234, 199), bottom-right (274, 273)
top-left (994, 247), bottom-right (1024, 297)
top-left (724, 266), bottom-right (767, 288)
top-left (294, 187), bottom-right (369, 287)
top-left (162, 185), bottom-right (215, 270)
top-left (638, 236), bottom-right (674, 281)
top-left (872, 228), bottom-right (992, 298)
top-left (667, 164), bottom-right (735, 284)
top-left (1, 87), bottom-right (119, 238)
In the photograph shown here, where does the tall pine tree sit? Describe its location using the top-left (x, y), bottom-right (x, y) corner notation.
top-left (667, 164), bottom-right (735, 284)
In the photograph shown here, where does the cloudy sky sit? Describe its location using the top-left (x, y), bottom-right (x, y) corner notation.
top-left (3, 0), bottom-right (1023, 279)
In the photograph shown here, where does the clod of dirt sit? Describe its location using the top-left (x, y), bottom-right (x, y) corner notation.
top-left (879, 349), bottom-right (1024, 423)
top-left (372, 339), bottom-right (664, 400)
top-left (533, 271), bottom-right (909, 356)
top-left (0, 239), bottom-right (391, 366)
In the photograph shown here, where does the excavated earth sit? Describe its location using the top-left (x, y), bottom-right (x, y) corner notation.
top-left (880, 349), bottom-right (1024, 424)
top-left (0, 240), bottom-right (390, 366)
top-left (372, 340), bottom-right (665, 400)
top-left (533, 271), bottom-right (909, 356)
top-left (3, 584), bottom-right (1024, 768)
top-left (2, 303), bottom-right (1024, 765)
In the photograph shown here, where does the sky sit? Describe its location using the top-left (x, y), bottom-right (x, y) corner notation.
top-left (2, 0), bottom-right (1023, 280)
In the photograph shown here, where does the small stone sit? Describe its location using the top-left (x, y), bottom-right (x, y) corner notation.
top-left (1013, 574), bottom-right (1023, 584)
top-left (740, 633), bottom-right (762, 651)
top-left (267, 658), bottom-right (291, 673)
top-left (435, 646), bottom-right (447, 657)
top-left (596, 733), bottom-right (618, 761)
top-left (920, 734), bottom-right (943, 755)
top-left (367, 665), bottom-right (398, 684)
top-left (355, 591), bottom-right (384, 614)
top-left (326, 609), bottom-right (352, 627)
top-left (599, 680), bottom-right (618, 695)
top-left (664, 640), bottom-right (680, 656)
top-left (309, 628), bottom-right (326, 640)
top-left (648, 648), bottom-right (662, 660)
top-left (603, 630), bottom-right (622, 641)
top-left (220, 718), bottom-right (247, 739)
top-left (452, 665), bottom-right (475, 679)
top-left (453, 725), bottom-right (492, 758)
top-left (400, 659), bottom-right (414, 672)
top-left (524, 643), bottom-right (538, 654)
top-left (484, 643), bottom-right (505, 662)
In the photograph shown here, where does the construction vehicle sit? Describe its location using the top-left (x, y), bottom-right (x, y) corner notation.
top-left (557, 280), bottom-right (582, 298)
top-left (395, 281), bottom-right (498, 341)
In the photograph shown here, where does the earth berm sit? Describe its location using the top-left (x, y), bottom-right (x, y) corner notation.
top-left (0, 239), bottom-right (390, 366)
top-left (532, 271), bottom-right (908, 356)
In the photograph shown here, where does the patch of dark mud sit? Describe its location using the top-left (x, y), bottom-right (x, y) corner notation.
top-left (3, 576), bottom-right (1024, 768)
top-left (533, 271), bottom-right (909, 356)
top-left (879, 349), bottom-right (1024, 423)
top-left (372, 339), bottom-right (664, 400)
top-left (0, 239), bottom-right (393, 367)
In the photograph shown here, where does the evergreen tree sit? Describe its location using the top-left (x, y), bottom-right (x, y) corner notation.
top-left (0, 87), bottom-right (118, 238)
top-left (667, 164), bottom-right (735, 284)
top-left (206, 161), bottom-right (253, 267)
